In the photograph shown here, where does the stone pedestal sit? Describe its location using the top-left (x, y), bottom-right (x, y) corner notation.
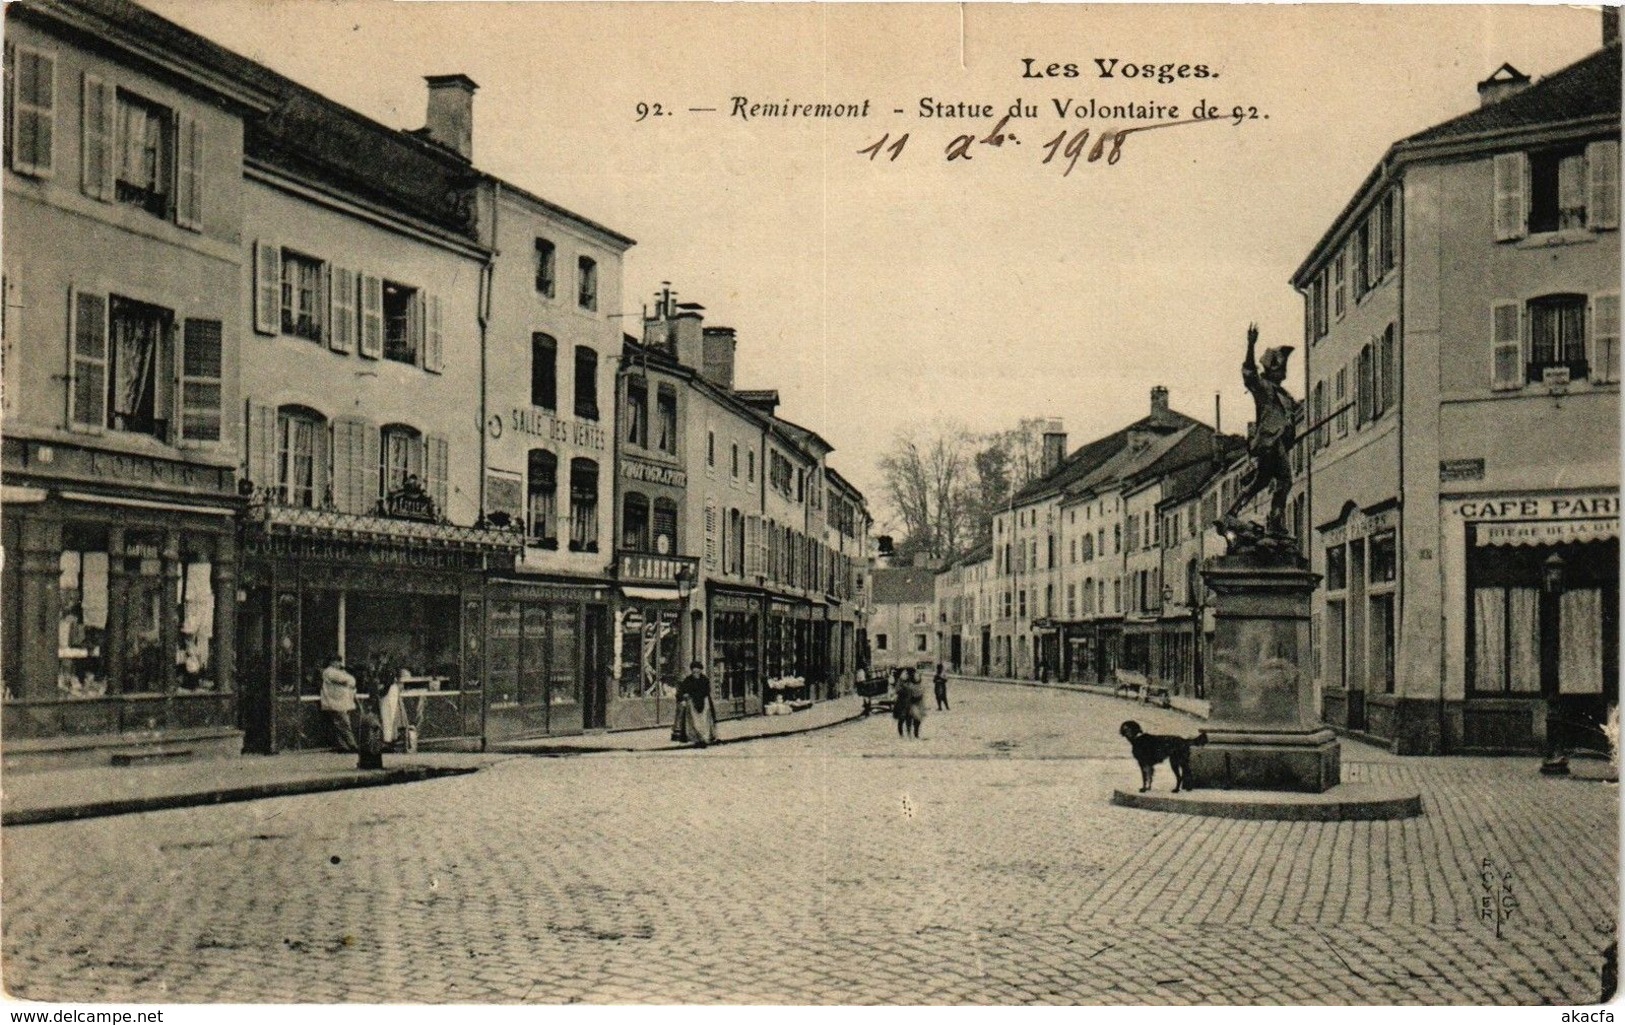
top-left (1188, 551), bottom-right (1340, 793)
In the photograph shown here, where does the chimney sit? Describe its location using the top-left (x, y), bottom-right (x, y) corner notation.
top-left (423, 74), bottom-right (478, 161)
top-left (702, 327), bottom-right (737, 390)
top-left (1606, 6), bottom-right (1620, 46)
top-left (1475, 63), bottom-right (1531, 108)
top-left (1150, 385), bottom-right (1170, 418)
top-left (671, 313), bottom-right (705, 370)
top-left (1041, 419), bottom-right (1066, 475)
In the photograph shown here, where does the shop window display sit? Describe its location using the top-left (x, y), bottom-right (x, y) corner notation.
top-left (175, 546), bottom-right (216, 691)
top-left (619, 606), bottom-right (679, 700)
top-left (119, 531), bottom-right (166, 694)
top-left (57, 526), bottom-right (111, 698)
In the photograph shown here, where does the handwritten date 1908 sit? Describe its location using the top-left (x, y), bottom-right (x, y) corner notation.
top-left (859, 110), bottom-right (1234, 174)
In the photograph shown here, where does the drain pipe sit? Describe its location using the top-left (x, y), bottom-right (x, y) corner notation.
top-left (478, 180), bottom-right (500, 521)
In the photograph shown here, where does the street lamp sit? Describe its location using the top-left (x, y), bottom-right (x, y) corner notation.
top-left (674, 562), bottom-right (699, 666)
top-left (1543, 552), bottom-right (1566, 594)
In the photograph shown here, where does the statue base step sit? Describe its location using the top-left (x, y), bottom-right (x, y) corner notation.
top-left (1188, 726), bottom-right (1341, 793)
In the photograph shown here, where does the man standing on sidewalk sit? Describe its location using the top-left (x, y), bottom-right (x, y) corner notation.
top-left (320, 657), bottom-right (359, 753)
top-left (934, 662), bottom-right (950, 711)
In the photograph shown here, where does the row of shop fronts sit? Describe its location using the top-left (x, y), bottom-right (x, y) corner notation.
top-left (953, 490), bottom-right (1619, 756)
top-left (615, 581), bottom-right (858, 730)
top-left (1, 448), bottom-right (860, 769)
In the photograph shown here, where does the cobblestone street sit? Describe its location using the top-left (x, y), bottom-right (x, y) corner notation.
top-left (3, 681), bottom-right (1616, 1004)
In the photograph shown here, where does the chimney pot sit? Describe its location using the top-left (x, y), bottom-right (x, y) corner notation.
top-left (1475, 63), bottom-right (1531, 108)
top-left (1151, 385), bottom-right (1170, 417)
top-left (1606, 6), bottom-right (1620, 46)
top-left (423, 74), bottom-right (478, 161)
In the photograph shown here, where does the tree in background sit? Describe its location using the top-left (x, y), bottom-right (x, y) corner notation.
top-left (879, 417), bottom-right (1057, 561)
top-left (877, 419), bottom-right (973, 562)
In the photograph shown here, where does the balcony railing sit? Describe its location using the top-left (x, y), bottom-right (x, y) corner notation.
top-left (616, 549), bottom-right (700, 586)
top-left (250, 502), bottom-right (524, 552)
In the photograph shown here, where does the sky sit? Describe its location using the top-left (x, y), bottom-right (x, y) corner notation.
top-left (141, 0), bottom-right (1609, 535)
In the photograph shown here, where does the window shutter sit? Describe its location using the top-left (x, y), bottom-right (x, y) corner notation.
top-left (177, 319), bottom-right (223, 443)
top-left (330, 417), bottom-right (355, 513)
top-left (11, 46), bottom-right (55, 177)
top-left (175, 115), bottom-right (203, 231)
top-left (245, 400), bottom-right (277, 496)
top-left (424, 293), bottom-right (443, 373)
top-left (1588, 140), bottom-right (1619, 232)
top-left (314, 419), bottom-right (331, 510)
top-left (1592, 294), bottom-right (1620, 385)
top-left (328, 266), bottom-right (355, 354)
top-left (426, 434), bottom-right (449, 519)
top-left (358, 423), bottom-right (380, 513)
top-left (67, 288), bottom-right (107, 430)
top-left (80, 72), bottom-right (113, 200)
top-left (411, 290), bottom-right (425, 367)
top-left (704, 498), bottom-right (718, 570)
top-left (253, 241), bottom-right (280, 335)
top-left (1380, 326), bottom-right (1396, 413)
top-left (359, 273), bottom-right (383, 358)
top-left (1492, 153), bottom-right (1527, 241)
top-left (1491, 301), bottom-right (1524, 391)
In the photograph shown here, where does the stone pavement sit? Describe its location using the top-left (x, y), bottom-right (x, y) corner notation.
top-left (2, 680), bottom-right (1615, 1005)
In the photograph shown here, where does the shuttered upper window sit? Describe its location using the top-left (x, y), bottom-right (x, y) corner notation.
top-left (1494, 141), bottom-right (1619, 241)
top-left (8, 44), bottom-right (56, 178)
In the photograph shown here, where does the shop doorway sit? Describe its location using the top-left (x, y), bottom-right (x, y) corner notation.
top-left (583, 605), bottom-right (607, 729)
top-left (1469, 536), bottom-right (1619, 751)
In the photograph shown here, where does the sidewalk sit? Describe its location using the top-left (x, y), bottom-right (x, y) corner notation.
top-left (1, 695), bottom-right (868, 826)
top-left (491, 693), bottom-right (867, 753)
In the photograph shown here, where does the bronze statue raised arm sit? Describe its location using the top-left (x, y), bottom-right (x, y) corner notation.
top-left (1219, 323), bottom-right (1298, 545)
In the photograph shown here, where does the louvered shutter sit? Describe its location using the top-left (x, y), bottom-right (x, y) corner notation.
top-left (67, 288), bottom-right (107, 430)
top-left (245, 400), bottom-right (278, 496)
top-left (1493, 153), bottom-right (1527, 241)
top-left (1592, 294), bottom-right (1620, 385)
top-left (424, 293), bottom-right (443, 373)
top-left (253, 241), bottom-right (280, 335)
top-left (360, 423), bottom-right (381, 514)
top-left (328, 267), bottom-right (355, 354)
top-left (426, 435), bottom-right (450, 520)
top-left (80, 72), bottom-right (113, 200)
top-left (1588, 141), bottom-right (1619, 232)
top-left (11, 45), bottom-right (55, 177)
top-left (1491, 302), bottom-right (1524, 391)
top-left (359, 273), bottom-right (382, 358)
top-left (175, 115), bottom-right (203, 231)
top-left (329, 417), bottom-right (365, 513)
top-left (313, 419), bottom-right (330, 509)
top-left (704, 498), bottom-right (718, 570)
top-left (178, 319), bottom-right (223, 443)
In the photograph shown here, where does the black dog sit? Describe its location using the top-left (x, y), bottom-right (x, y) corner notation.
top-left (1120, 720), bottom-right (1208, 793)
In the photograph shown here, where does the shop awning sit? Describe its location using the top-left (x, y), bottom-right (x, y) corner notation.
top-left (623, 585), bottom-right (683, 601)
top-left (1476, 518), bottom-right (1619, 548)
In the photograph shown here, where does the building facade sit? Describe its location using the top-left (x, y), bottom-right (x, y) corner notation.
top-left (232, 65), bottom-right (520, 754)
top-left (1292, 38), bottom-right (1621, 754)
top-left (1, 0), bottom-right (270, 766)
top-left (871, 564), bottom-right (936, 671)
top-left (480, 174), bottom-right (631, 739)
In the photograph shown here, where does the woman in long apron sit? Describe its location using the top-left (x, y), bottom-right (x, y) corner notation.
top-left (671, 660), bottom-right (719, 747)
